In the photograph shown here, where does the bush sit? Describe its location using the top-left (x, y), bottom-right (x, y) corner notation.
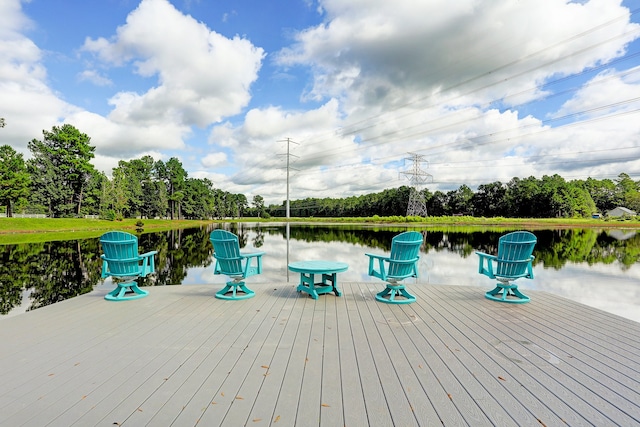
top-left (102, 210), bottom-right (116, 221)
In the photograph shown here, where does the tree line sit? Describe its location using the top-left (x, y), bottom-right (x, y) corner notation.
top-left (0, 123), bottom-right (638, 219)
top-left (0, 124), bottom-right (258, 219)
top-left (271, 174), bottom-right (639, 219)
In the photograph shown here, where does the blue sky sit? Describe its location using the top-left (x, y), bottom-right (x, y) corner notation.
top-left (1, 0), bottom-right (640, 205)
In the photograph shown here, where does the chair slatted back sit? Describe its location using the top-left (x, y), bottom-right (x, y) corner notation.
top-left (210, 230), bottom-right (244, 276)
top-left (496, 231), bottom-right (537, 278)
top-left (387, 231), bottom-right (423, 278)
top-left (100, 231), bottom-right (141, 277)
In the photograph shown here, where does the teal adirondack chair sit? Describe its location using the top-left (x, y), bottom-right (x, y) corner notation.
top-left (210, 230), bottom-right (265, 300)
top-left (476, 231), bottom-right (536, 303)
top-left (365, 231), bottom-right (423, 304)
top-left (100, 231), bottom-right (157, 301)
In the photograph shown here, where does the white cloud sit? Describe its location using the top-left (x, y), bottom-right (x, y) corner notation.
top-left (554, 67), bottom-right (640, 118)
top-left (0, 0), bottom-right (72, 155)
top-left (77, 70), bottom-right (113, 86)
top-left (279, 0), bottom-right (639, 109)
top-left (81, 0), bottom-right (265, 128)
top-left (2, 0), bottom-right (640, 207)
top-left (261, 0), bottom-right (640, 199)
top-left (0, 0), bottom-right (266, 177)
top-left (201, 152), bottom-right (228, 168)
top-left (206, 98), bottom-right (400, 202)
top-left (0, 0), bottom-right (32, 37)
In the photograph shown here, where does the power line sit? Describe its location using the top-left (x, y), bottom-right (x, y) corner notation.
top-left (230, 8), bottom-right (640, 199)
top-left (285, 104), bottom-right (640, 181)
top-left (288, 62), bottom-right (640, 172)
top-left (297, 8), bottom-right (640, 149)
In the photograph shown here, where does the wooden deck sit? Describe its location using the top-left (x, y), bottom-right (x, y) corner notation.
top-left (1, 282), bottom-right (639, 426)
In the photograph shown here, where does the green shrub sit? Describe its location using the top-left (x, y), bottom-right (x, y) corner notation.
top-left (102, 210), bottom-right (116, 221)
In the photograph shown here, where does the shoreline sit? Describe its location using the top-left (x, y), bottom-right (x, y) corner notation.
top-left (1, 216), bottom-right (639, 245)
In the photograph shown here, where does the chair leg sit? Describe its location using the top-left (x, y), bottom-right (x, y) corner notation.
top-left (216, 279), bottom-right (255, 300)
top-left (105, 281), bottom-right (149, 301)
top-left (375, 283), bottom-right (416, 304)
top-left (485, 282), bottom-right (530, 304)
top-left (508, 286), bottom-right (530, 303)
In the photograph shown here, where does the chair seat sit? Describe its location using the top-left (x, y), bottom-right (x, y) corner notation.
top-left (365, 231), bottom-right (423, 304)
top-left (210, 230), bottom-right (265, 300)
top-left (100, 231), bottom-right (157, 302)
top-left (476, 231), bottom-right (536, 304)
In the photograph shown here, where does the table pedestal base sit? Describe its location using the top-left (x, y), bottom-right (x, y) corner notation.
top-left (296, 272), bottom-right (342, 299)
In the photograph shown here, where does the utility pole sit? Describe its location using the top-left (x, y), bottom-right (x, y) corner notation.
top-left (278, 138), bottom-right (298, 219)
top-left (400, 152), bottom-right (432, 217)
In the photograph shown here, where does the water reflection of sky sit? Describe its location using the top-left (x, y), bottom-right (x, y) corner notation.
top-left (179, 229), bottom-right (640, 324)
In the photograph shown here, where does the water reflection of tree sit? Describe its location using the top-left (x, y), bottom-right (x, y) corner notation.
top-left (27, 239), bottom-right (102, 311)
top-left (267, 225), bottom-right (640, 271)
top-left (592, 230), bottom-right (640, 270)
top-left (145, 227), bottom-right (213, 286)
top-left (2, 225), bottom-right (639, 316)
top-left (0, 244), bottom-right (33, 315)
top-left (526, 229), bottom-right (640, 270)
top-left (253, 226), bottom-right (264, 248)
top-left (262, 224), bottom-right (403, 251)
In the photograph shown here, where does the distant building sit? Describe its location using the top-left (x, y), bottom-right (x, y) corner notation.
top-left (606, 206), bottom-right (637, 217)
top-left (608, 229), bottom-right (637, 240)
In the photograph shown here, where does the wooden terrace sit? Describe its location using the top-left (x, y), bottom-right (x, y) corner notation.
top-left (1, 283), bottom-right (639, 426)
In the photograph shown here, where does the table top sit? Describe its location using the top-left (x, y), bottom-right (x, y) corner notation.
top-left (288, 260), bottom-right (349, 274)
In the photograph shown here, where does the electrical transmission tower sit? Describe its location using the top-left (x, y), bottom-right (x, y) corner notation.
top-left (400, 152), bottom-right (432, 217)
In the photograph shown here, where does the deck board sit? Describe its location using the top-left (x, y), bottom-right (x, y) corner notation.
top-left (335, 287), bottom-right (368, 426)
top-left (347, 286), bottom-right (395, 426)
top-left (356, 285), bottom-right (420, 426)
top-left (67, 289), bottom-right (238, 426)
top-left (244, 288), bottom-right (307, 425)
top-left (409, 293), bottom-right (533, 426)
top-left (425, 286), bottom-right (595, 425)
top-left (362, 286), bottom-right (442, 426)
top-left (401, 286), bottom-right (505, 426)
top-left (1, 282), bottom-right (639, 426)
top-left (450, 286), bottom-right (640, 425)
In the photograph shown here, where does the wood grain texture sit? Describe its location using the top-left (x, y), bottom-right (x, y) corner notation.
top-left (0, 283), bottom-right (638, 426)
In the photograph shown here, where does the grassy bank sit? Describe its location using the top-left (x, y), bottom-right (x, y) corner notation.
top-left (278, 215), bottom-right (640, 228)
top-left (0, 218), bottom-right (215, 245)
top-left (1, 215), bottom-right (639, 245)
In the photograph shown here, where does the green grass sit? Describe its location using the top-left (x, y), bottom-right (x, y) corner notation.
top-left (272, 215), bottom-right (640, 228)
top-left (0, 218), bottom-right (215, 245)
top-left (1, 215), bottom-right (639, 245)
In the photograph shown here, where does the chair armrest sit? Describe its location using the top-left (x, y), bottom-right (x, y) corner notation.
top-left (526, 255), bottom-right (535, 279)
top-left (241, 251), bottom-right (265, 259)
top-left (365, 253), bottom-right (389, 280)
top-left (100, 254), bottom-right (109, 278)
top-left (241, 251), bottom-right (266, 276)
top-left (139, 250), bottom-right (158, 276)
top-left (475, 251), bottom-right (496, 278)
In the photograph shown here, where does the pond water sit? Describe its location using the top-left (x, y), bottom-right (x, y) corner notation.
top-left (2, 223), bottom-right (640, 323)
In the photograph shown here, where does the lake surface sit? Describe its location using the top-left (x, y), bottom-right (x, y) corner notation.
top-left (2, 223), bottom-right (640, 323)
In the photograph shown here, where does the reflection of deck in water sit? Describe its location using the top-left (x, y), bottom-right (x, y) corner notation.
top-left (1, 283), bottom-right (639, 426)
